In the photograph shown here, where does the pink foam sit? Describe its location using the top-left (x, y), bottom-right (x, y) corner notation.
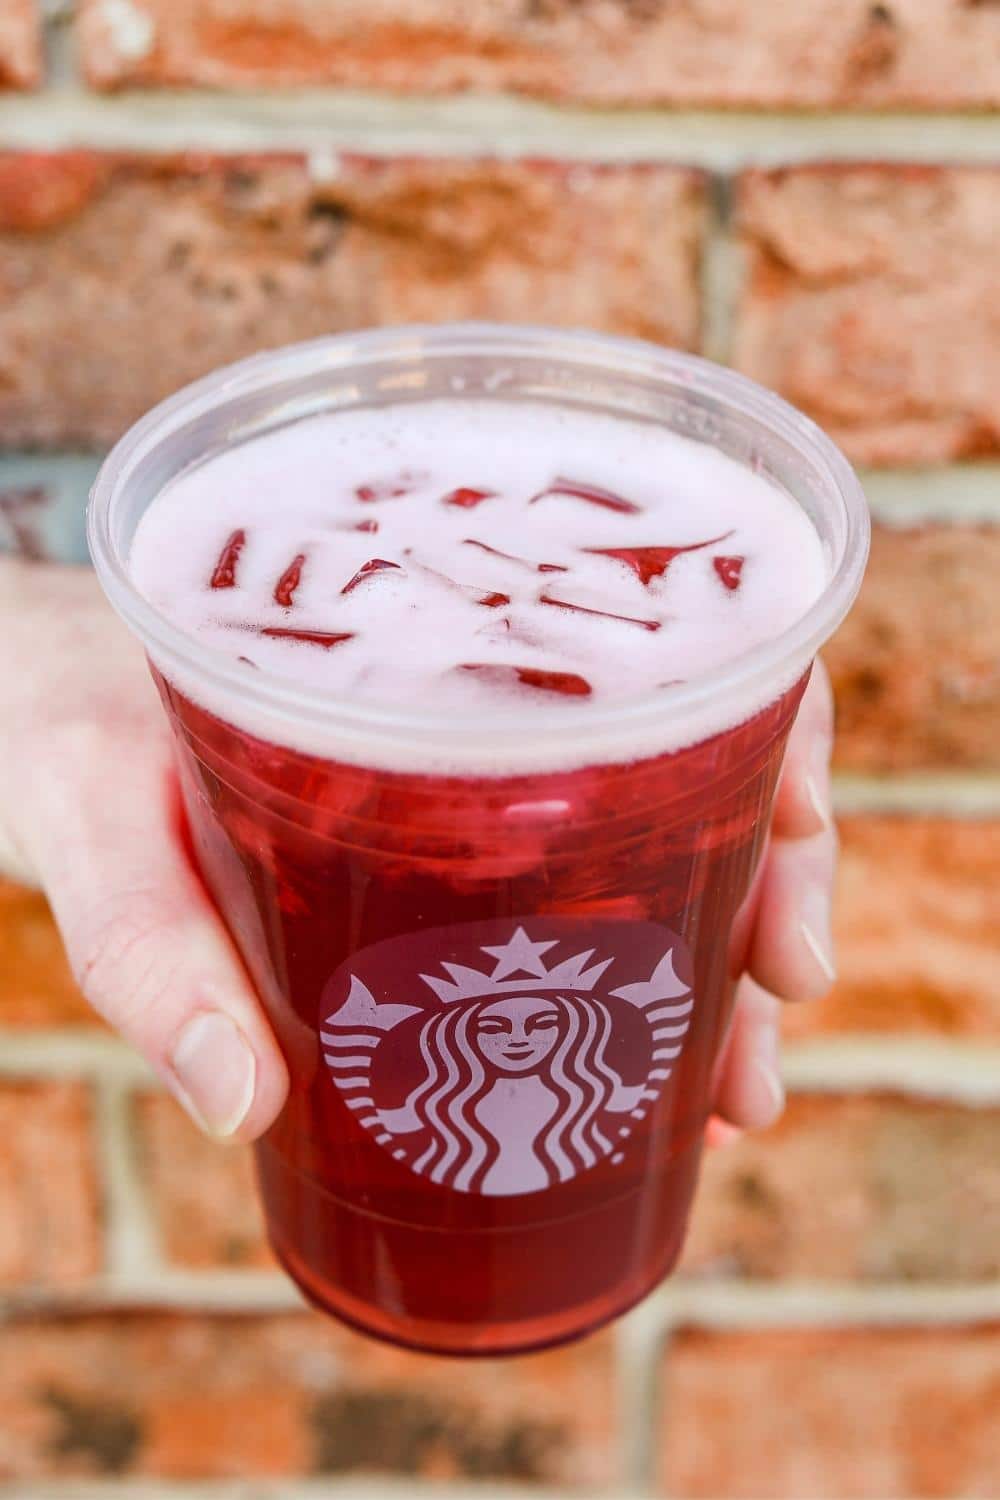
top-left (129, 399), bottom-right (827, 770)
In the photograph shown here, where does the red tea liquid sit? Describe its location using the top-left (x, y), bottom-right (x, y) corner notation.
top-left (161, 670), bottom-right (804, 1354)
top-left (129, 398), bottom-right (825, 1353)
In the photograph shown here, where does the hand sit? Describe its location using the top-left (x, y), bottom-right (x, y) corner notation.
top-left (708, 660), bottom-right (837, 1144)
top-left (0, 558), bottom-right (835, 1145)
top-left (0, 557), bottom-right (288, 1141)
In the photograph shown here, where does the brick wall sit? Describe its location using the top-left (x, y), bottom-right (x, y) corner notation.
top-left (1, 3), bottom-right (999, 1497)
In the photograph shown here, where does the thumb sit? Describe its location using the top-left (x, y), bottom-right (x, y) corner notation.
top-left (17, 723), bottom-right (288, 1141)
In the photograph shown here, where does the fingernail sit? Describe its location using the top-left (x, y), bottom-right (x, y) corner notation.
top-left (804, 737), bottom-right (833, 832)
top-left (799, 883), bottom-right (837, 987)
top-left (170, 1012), bottom-right (256, 1138)
top-left (753, 1024), bottom-right (786, 1123)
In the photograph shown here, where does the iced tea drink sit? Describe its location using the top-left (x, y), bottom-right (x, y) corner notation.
top-left (89, 327), bottom-right (868, 1355)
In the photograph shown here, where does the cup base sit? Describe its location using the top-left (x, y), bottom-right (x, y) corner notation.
top-left (259, 1135), bottom-right (700, 1358)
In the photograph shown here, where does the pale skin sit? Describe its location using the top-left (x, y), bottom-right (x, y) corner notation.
top-left (0, 556), bottom-right (837, 1147)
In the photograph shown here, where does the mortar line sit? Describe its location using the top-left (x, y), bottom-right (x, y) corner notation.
top-left (4, 451), bottom-right (1000, 537)
top-left (643, 1279), bottom-right (1000, 1332)
top-left (92, 1072), bottom-right (163, 1281)
top-left (863, 468), bottom-right (1000, 526)
top-left (6, 81), bottom-right (1000, 165)
top-left (5, 451), bottom-right (999, 505)
top-left (0, 1029), bottom-right (156, 1082)
top-left (1, 1266), bottom-right (304, 1316)
top-left (782, 1039), bottom-right (1000, 1105)
top-left (698, 173), bottom-right (739, 366)
top-left (832, 773), bottom-right (1000, 816)
top-left (615, 1301), bottom-right (669, 1496)
top-left (1, 1483), bottom-right (566, 1500)
top-left (3, 1029), bottom-right (999, 1099)
top-left (6, 1266), bottom-right (1000, 1328)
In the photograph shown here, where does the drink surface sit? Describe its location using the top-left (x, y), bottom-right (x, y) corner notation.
top-left (130, 399), bottom-right (826, 769)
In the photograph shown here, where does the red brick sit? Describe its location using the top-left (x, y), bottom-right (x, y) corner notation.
top-left (0, 1081), bottom-right (102, 1289)
top-left (77, 0), bottom-right (1000, 107)
top-left (786, 815), bottom-right (1000, 1041)
top-left (0, 153), bottom-right (107, 233)
top-left (828, 525), bottom-right (1000, 772)
top-left (684, 1094), bottom-right (1000, 1282)
top-left (736, 166), bottom-right (1000, 465)
top-left (0, 0), bottom-right (41, 89)
top-left (659, 1326), bottom-right (1000, 1499)
top-left (0, 881), bottom-right (95, 1028)
top-left (135, 1092), bottom-right (271, 1268)
top-left (0, 149), bottom-right (705, 449)
top-left (0, 1311), bottom-right (615, 1484)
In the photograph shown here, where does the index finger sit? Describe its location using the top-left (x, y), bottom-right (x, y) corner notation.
top-left (772, 658), bottom-right (835, 841)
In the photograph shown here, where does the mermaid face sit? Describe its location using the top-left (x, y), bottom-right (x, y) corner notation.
top-left (474, 995), bottom-right (562, 1074)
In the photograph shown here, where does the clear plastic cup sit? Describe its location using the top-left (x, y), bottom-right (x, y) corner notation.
top-left (89, 324), bottom-right (869, 1356)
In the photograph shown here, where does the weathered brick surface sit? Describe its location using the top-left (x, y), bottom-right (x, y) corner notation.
top-left (828, 525), bottom-right (1000, 773)
top-left (0, 0), bottom-right (41, 89)
top-left (736, 166), bottom-right (1000, 465)
top-left (659, 1325), bottom-right (1000, 1499)
top-left (0, 881), bottom-right (94, 1027)
top-left (0, 480), bottom-right (50, 561)
top-left (0, 1081), bottom-right (101, 1289)
top-left (135, 1093), bottom-right (271, 1268)
top-left (0, 1311), bottom-right (615, 1484)
top-left (0, 150), bottom-right (704, 449)
top-left (77, 0), bottom-right (1000, 108)
top-left (787, 815), bottom-right (1000, 1040)
top-left (684, 1094), bottom-right (1000, 1282)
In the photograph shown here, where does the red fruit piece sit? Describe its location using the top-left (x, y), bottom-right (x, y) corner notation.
top-left (274, 552), bottom-right (306, 607)
top-left (713, 555), bottom-right (744, 591)
top-left (356, 473), bottom-right (420, 503)
top-left (459, 663), bottom-right (592, 697)
top-left (354, 519), bottom-right (379, 534)
top-left (463, 539), bottom-right (530, 569)
top-left (463, 539), bottom-right (568, 574)
top-left (529, 477), bottom-right (641, 516)
top-left (412, 559), bottom-right (509, 609)
top-left (341, 557), bottom-right (402, 596)
top-left (210, 528), bottom-right (246, 589)
top-left (260, 627), bottom-right (355, 649)
top-left (443, 487), bottom-right (496, 509)
top-left (539, 592), bottom-right (661, 633)
top-left (586, 531), bottom-right (733, 586)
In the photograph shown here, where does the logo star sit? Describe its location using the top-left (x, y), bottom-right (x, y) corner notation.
top-left (482, 927), bottom-right (559, 980)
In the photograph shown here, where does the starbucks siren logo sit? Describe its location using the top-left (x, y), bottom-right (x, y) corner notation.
top-left (321, 920), bottom-right (694, 1197)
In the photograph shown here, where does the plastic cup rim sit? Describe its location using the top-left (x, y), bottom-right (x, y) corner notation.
top-left (87, 321), bottom-right (870, 767)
